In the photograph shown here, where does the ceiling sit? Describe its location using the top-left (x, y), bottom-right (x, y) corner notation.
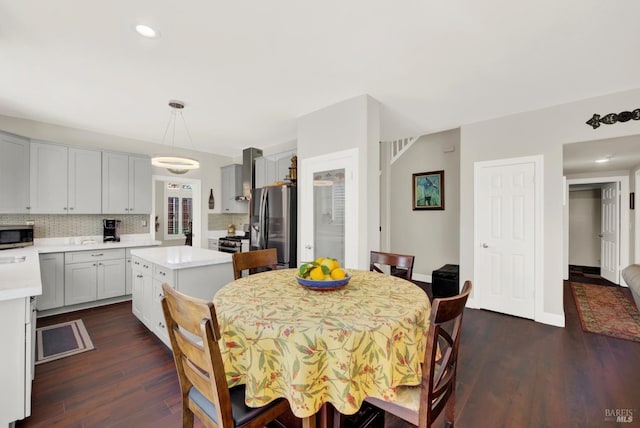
top-left (564, 135), bottom-right (640, 175)
top-left (1, 1), bottom-right (639, 157)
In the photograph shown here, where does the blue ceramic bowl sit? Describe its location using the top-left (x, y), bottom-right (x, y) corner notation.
top-left (295, 272), bottom-right (351, 290)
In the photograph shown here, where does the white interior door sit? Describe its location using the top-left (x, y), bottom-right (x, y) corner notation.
top-left (600, 182), bottom-right (619, 283)
top-left (476, 159), bottom-right (536, 319)
top-left (300, 149), bottom-right (358, 268)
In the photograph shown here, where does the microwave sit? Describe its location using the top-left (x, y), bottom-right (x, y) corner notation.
top-left (0, 225), bottom-right (34, 250)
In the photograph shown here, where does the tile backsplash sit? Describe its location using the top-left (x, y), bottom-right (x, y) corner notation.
top-left (0, 214), bottom-right (149, 238)
top-left (208, 213), bottom-right (249, 231)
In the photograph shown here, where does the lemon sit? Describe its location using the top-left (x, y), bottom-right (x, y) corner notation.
top-left (321, 258), bottom-right (339, 273)
top-left (330, 268), bottom-right (346, 280)
top-left (315, 257), bottom-right (325, 264)
top-left (309, 267), bottom-right (325, 280)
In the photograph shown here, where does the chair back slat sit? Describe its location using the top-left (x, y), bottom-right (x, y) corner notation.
top-left (232, 248), bottom-right (278, 279)
top-left (369, 251), bottom-right (415, 280)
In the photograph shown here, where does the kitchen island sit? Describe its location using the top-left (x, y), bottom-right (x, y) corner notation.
top-left (130, 246), bottom-right (233, 347)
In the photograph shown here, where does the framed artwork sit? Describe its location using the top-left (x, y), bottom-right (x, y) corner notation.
top-left (413, 170), bottom-right (444, 210)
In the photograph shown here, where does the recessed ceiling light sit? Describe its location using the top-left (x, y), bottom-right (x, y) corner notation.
top-left (595, 158), bottom-right (610, 163)
top-left (135, 24), bottom-right (160, 39)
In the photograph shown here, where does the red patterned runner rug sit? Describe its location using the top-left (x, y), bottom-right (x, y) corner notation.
top-left (571, 282), bottom-right (640, 343)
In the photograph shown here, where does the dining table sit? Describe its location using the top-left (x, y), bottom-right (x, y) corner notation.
top-left (212, 268), bottom-right (431, 427)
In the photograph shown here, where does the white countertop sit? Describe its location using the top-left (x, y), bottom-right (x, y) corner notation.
top-left (130, 246), bottom-right (233, 270)
top-left (0, 246), bottom-right (42, 301)
top-left (0, 234), bottom-right (161, 302)
top-left (35, 234), bottom-right (161, 253)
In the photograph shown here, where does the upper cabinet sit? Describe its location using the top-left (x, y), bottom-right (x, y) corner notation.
top-left (254, 150), bottom-right (296, 189)
top-left (0, 132), bottom-right (30, 213)
top-left (30, 141), bottom-right (102, 214)
top-left (102, 152), bottom-right (151, 214)
top-left (221, 164), bottom-right (247, 213)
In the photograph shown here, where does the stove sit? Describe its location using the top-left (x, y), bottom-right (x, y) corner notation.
top-left (218, 235), bottom-right (249, 253)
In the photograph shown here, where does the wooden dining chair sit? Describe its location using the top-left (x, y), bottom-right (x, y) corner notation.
top-left (370, 250), bottom-right (415, 280)
top-left (364, 281), bottom-right (472, 428)
top-left (161, 284), bottom-right (290, 427)
top-left (232, 248), bottom-right (278, 280)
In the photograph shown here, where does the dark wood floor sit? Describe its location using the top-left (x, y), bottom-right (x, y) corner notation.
top-left (19, 282), bottom-right (640, 428)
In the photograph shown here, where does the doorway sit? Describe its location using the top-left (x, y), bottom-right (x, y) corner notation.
top-left (152, 175), bottom-right (202, 248)
top-left (564, 176), bottom-right (629, 286)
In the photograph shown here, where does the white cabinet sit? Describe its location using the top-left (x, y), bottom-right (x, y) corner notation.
top-left (254, 156), bottom-right (276, 189)
top-left (64, 248), bottom-right (126, 306)
top-left (221, 164), bottom-right (248, 213)
top-left (37, 253), bottom-right (64, 311)
top-left (68, 147), bottom-right (103, 213)
top-left (131, 256), bottom-right (152, 325)
top-left (102, 152), bottom-right (152, 214)
top-left (254, 150), bottom-right (296, 189)
top-left (0, 131), bottom-right (30, 213)
top-left (0, 297), bottom-right (33, 425)
top-left (30, 142), bottom-right (102, 214)
top-left (97, 258), bottom-right (126, 299)
top-left (130, 254), bottom-right (233, 349)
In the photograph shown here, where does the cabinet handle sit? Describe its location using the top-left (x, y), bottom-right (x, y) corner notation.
top-left (26, 206), bottom-right (31, 210)
top-left (134, 261), bottom-right (140, 265)
top-left (98, 262), bottom-right (103, 266)
top-left (69, 207), bottom-right (74, 210)
top-left (158, 321), bottom-right (165, 329)
top-left (160, 272), bottom-right (165, 276)
top-left (93, 263), bottom-right (97, 267)
top-left (158, 293), bottom-right (163, 298)
top-left (143, 264), bottom-right (149, 268)
top-left (63, 207), bottom-right (68, 210)
top-left (91, 253), bottom-right (104, 257)
top-left (136, 274), bottom-right (143, 278)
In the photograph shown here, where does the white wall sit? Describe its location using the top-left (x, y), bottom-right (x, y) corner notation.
top-left (297, 95), bottom-right (380, 269)
top-left (568, 189), bottom-right (601, 267)
top-left (460, 88), bottom-right (640, 324)
top-left (387, 129), bottom-right (460, 280)
top-left (0, 114), bottom-right (233, 248)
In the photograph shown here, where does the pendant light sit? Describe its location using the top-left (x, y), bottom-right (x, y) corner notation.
top-left (151, 100), bottom-right (200, 174)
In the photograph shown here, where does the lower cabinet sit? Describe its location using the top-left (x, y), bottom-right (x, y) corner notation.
top-left (37, 253), bottom-right (64, 311)
top-left (64, 249), bottom-right (126, 306)
top-left (0, 297), bottom-right (33, 425)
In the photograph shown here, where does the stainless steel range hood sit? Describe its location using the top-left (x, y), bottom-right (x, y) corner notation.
top-left (237, 147), bottom-right (263, 200)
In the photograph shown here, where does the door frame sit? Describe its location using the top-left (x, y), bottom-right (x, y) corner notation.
top-left (299, 148), bottom-right (359, 268)
top-left (563, 175), bottom-right (629, 286)
top-left (472, 155), bottom-right (544, 321)
top-left (152, 175), bottom-right (202, 248)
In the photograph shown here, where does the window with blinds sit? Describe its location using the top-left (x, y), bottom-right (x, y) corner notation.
top-left (165, 183), bottom-right (193, 240)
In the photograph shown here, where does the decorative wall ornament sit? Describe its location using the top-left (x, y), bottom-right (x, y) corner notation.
top-left (586, 109), bottom-right (640, 129)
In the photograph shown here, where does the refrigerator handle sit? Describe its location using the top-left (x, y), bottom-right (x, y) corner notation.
top-left (258, 188), bottom-right (267, 248)
top-left (264, 190), bottom-right (269, 248)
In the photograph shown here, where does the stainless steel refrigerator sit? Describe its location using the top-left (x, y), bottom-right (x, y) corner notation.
top-left (250, 185), bottom-right (297, 267)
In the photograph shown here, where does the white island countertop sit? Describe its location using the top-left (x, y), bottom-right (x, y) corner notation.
top-left (0, 246), bottom-right (42, 302)
top-left (130, 246), bottom-right (232, 270)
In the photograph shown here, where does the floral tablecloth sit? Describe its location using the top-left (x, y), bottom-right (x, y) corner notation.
top-left (213, 268), bottom-right (430, 418)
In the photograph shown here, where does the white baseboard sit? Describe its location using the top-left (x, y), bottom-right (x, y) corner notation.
top-left (412, 273), bottom-right (431, 283)
top-left (535, 310), bottom-right (565, 327)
